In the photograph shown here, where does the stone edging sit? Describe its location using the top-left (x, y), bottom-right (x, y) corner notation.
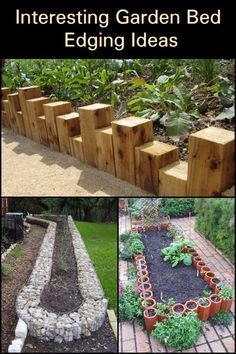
top-left (1, 243), bottom-right (18, 262)
top-left (16, 216), bottom-right (107, 343)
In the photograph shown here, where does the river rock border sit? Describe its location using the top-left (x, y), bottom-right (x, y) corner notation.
top-left (16, 216), bottom-right (108, 343)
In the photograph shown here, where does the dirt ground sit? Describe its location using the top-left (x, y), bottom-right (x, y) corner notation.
top-left (1, 129), bottom-right (152, 196)
top-left (1, 224), bottom-right (46, 353)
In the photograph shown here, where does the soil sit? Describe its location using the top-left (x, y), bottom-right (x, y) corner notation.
top-left (146, 309), bottom-right (155, 317)
top-left (22, 317), bottom-right (117, 353)
top-left (211, 296), bottom-right (220, 302)
top-left (173, 305), bottom-right (184, 313)
top-left (212, 278), bottom-right (221, 284)
top-left (187, 303), bottom-right (197, 309)
top-left (1, 224), bottom-right (46, 353)
top-left (40, 216), bottom-right (83, 314)
top-left (142, 230), bottom-right (208, 304)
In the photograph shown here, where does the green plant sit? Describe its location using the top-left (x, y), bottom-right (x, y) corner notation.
top-left (152, 312), bottom-right (202, 350)
top-left (156, 298), bottom-right (174, 316)
top-left (1, 263), bottom-right (14, 277)
top-left (128, 265), bottom-right (137, 281)
top-left (209, 310), bottom-right (233, 327)
top-left (9, 246), bottom-right (24, 259)
top-left (219, 285), bottom-right (233, 300)
top-left (120, 230), bottom-right (140, 242)
top-left (119, 283), bottom-right (142, 320)
top-left (201, 289), bottom-right (212, 297)
top-left (195, 198), bottom-right (234, 263)
top-left (120, 233), bottom-right (144, 260)
top-left (161, 237), bottom-right (194, 267)
top-left (161, 198), bottom-right (195, 217)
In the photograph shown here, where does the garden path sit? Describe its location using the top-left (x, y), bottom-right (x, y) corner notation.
top-left (119, 215), bottom-right (235, 353)
top-left (2, 129), bottom-right (151, 196)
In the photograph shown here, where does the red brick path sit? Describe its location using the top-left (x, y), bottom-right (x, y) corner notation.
top-left (119, 216), bottom-right (235, 353)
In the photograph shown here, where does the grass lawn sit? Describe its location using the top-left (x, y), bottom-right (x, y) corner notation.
top-left (75, 221), bottom-right (117, 313)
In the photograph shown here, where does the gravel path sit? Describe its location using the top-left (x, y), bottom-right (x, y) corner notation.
top-left (2, 129), bottom-right (151, 196)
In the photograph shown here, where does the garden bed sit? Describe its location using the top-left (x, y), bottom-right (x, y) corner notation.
top-left (141, 230), bottom-right (207, 303)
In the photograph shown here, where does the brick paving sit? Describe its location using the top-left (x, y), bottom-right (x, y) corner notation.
top-left (119, 215), bottom-right (235, 353)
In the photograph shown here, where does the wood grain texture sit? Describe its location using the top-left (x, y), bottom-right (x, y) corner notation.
top-left (1, 87), bottom-right (11, 100)
top-left (111, 117), bottom-right (153, 184)
top-left (7, 93), bottom-right (21, 133)
top-left (95, 126), bottom-right (116, 176)
top-left (79, 103), bottom-right (112, 167)
top-left (27, 97), bottom-right (50, 143)
top-left (43, 101), bottom-right (72, 151)
top-left (187, 127), bottom-right (235, 196)
top-left (16, 111), bottom-right (26, 136)
top-left (56, 112), bottom-right (80, 154)
top-left (69, 135), bottom-right (84, 161)
top-left (37, 115), bottom-right (49, 147)
top-left (135, 139), bottom-right (179, 194)
top-left (159, 161), bottom-right (188, 196)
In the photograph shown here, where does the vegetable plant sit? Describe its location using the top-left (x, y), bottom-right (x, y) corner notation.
top-left (161, 236), bottom-right (194, 267)
top-left (119, 283), bottom-right (142, 320)
top-left (156, 298), bottom-right (175, 316)
top-left (209, 310), bottom-right (233, 327)
top-left (152, 312), bottom-right (203, 350)
top-left (219, 285), bottom-right (233, 300)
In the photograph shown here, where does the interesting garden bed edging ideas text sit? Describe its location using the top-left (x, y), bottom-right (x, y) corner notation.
top-left (16, 216), bottom-right (108, 343)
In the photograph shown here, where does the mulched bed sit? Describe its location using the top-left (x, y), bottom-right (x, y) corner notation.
top-left (1, 224), bottom-right (47, 353)
top-left (22, 317), bottom-right (117, 353)
top-left (40, 215), bottom-right (83, 314)
top-left (142, 230), bottom-right (208, 303)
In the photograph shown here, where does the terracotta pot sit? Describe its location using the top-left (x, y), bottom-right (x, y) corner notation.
top-left (140, 289), bottom-right (153, 300)
top-left (137, 270), bottom-right (149, 278)
top-left (200, 266), bottom-right (211, 278)
top-left (221, 298), bottom-right (233, 312)
top-left (209, 294), bottom-right (222, 316)
top-left (138, 282), bottom-right (152, 293)
top-left (196, 261), bottom-right (206, 271)
top-left (136, 260), bottom-right (146, 271)
top-left (141, 297), bottom-right (156, 311)
top-left (185, 300), bottom-right (198, 313)
top-left (193, 256), bottom-right (202, 267)
top-left (204, 271), bottom-right (216, 285)
top-left (198, 298), bottom-right (211, 321)
top-left (172, 303), bottom-right (186, 315)
top-left (191, 252), bottom-right (199, 258)
top-left (210, 278), bottom-right (221, 291)
top-left (143, 307), bottom-right (158, 332)
top-left (161, 223), bottom-right (169, 230)
top-left (137, 225), bottom-right (143, 232)
top-left (138, 275), bottom-right (150, 286)
top-left (132, 219), bottom-right (141, 225)
top-left (133, 254), bottom-right (144, 262)
top-left (186, 248), bottom-right (196, 254)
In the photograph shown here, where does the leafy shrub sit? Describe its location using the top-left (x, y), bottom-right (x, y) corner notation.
top-left (1, 263), bottom-right (14, 277)
top-left (160, 198), bottom-right (195, 217)
top-left (195, 198), bottom-right (234, 263)
top-left (156, 298), bottom-right (174, 316)
top-left (209, 311), bottom-right (233, 327)
top-left (9, 246), bottom-right (24, 259)
top-left (219, 285), bottom-right (233, 300)
top-left (161, 235), bottom-right (194, 267)
top-left (120, 230), bottom-right (140, 242)
top-left (152, 312), bottom-right (202, 350)
top-left (120, 230), bottom-right (144, 260)
top-left (119, 283), bottom-right (142, 320)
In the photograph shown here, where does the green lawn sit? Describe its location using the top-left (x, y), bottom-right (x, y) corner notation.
top-left (75, 221), bottom-right (117, 312)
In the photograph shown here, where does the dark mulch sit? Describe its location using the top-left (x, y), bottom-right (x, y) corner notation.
top-left (22, 317), bottom-right (117, 353)
top-left (1, 224), bottom-right (47, 353)
top-left (142, 230), bottom-right (208, 304)
top-left (40, 216), bottom-right (83, 314)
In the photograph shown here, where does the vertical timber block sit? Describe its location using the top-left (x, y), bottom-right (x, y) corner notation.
top-left (1, 87), bottom-right (11, 101)
top-left (2, 100), bottom-right (12, 129)
top-left (69, 135), bottom-right (84, 161)
top-left (187, 127), bottom-right (235, 196)
top-left (135, 139), bottom-right (179, 194)
top-left (56, 112), bottom-right (80, 154)
top-left (159, 161), bottom-right (188, 196)
top-left (18, 86), bottom-right (42, 139)
top-left (95, 126), bottom-right (116, 176)
top-left (37, 115), bottom-right (49, 147)
top-left (8, 93), bottom-right (21, 134)
top-left (1, 111), bottom-right (7, 127)
top-left (26, 97), bottom-right (50, 143)
top-left (79, 103), bottom-right (112, 167)
top-left (43, 101), bottom-right (72, 151)
top-left (111, 117), bottom-right (153, 184)
top-left (16, 112), bottom-right (26, 136)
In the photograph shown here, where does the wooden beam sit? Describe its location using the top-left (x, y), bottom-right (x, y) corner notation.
top-left (16, 111), bottom-right (26, 136)
top-left (1, 87), bottom-right (10, 101)
top-left (1, 110), bottom-right (7, 127)
top-left (37, 115), bottom-right (49, 147)
top-left (69, 135), bottom-right (84, 161)
top-left (56, 112), bottom-right (80, 154)
top-left (95, 126), bottom-right (116, 176)
top-left (187, 127), bottom-right (235, 196)
top-left (17, 86), bottom-right (42, 139)
top-left (135, 139), bottom-right (179, 194)
top-left (159, 161), bottom-right (188, 196)
top-left (26, 97), bottom-right (50, 143)
top-left (111, 117), bottom-right (153, 184)
top-left (43, 101), bottom-right (72, 151)
top-left (79, 103), bottom-right (112, 167)
top-left (7, 93), bottom-right (21, 134)
top-left (2, 100), bottom-right (12, 129)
